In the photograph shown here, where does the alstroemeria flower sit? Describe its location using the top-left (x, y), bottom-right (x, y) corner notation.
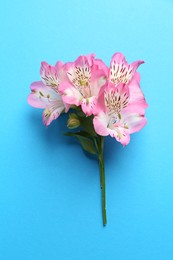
top-left (59, 54), bottom-right (108, 116)
top-left (27, 52), bottom-right (148, 226)
top-left (93, 82), bottom-right (148, 146)
top-left (28, 61), bottom-right (69, 126)
top-left (109, 52), bottom-right (144, 85)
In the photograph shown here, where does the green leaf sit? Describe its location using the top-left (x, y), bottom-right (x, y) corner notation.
top-left (76, 110), bottom-right (86, 118)
top-left (65, 131), bottom-right (97, 155)
top-left (79, 115), bottom-right (97, 137)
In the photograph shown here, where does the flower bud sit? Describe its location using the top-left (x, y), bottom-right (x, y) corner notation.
top-left (67, 113), bottom-right (80, 129)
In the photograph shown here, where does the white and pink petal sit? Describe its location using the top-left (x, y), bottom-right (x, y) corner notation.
top-left (65, 56), bottom-right (92, 89)
top-left (93, 112), bottom-right (130, 146)
top-left (59, 82), bottom-right (82, 107)
top-left (28, 81), bottom-right (59, 108)
top-left (108, 126), bottom-right (130, 146)
top-left (42, 102), bottom-right (65, 126)
top-left (81, 96), bottom-right (97, 116)
top-left (109, 52), bottom-right (144, 85)
top-left (40, 61), bottom-right (65, 89)
top-left (93, 113), bottom-right (110, 136)
top-left (121, 106), bottom-right (147, 134)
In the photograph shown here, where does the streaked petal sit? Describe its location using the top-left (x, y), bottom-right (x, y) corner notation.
top-left (40, 61), bottom-right (67, 90)
top-left (104, 83), bottom-right (130, 114)
top-left (40, 62), bottom-right (60, 89)
top-left (109, 52), bottom-right (144, 85)
top-left (65, 56), bottom-right (92, 92)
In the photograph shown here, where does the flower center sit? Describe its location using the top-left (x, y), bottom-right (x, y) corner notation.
top-left (107, 115), bottom-right (118, 129)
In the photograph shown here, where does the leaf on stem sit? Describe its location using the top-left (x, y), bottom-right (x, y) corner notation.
top-left (65, 131), bottom-right (97, 155)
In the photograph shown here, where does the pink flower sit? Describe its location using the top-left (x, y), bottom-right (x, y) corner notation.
top-left (28, 61), bottom-right (69, 126)
top-left (108, 52), bottom-right (144, 85)
top-left (59, 54), bottom-right (108, 116)
top-left (93, 82), bottom-right (148, 146)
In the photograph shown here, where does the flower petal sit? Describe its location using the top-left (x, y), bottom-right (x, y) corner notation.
top-left (40, 62), bottom-right (60, 89)
top-left (109, 52), bottom-right (144, 85)
top-left (93, 58), bottom-right (109, 78)
top-left (59, 82), bottom-right (82, 106)
top-left (81, 96), bottom-right (97, 116)
top-left (128, 78), bottom-right (148, 108)
top-left (65, 55), bottom-right (92, 90)
top-left (93, 112), bottom-right (130, 146)
top-left (42, 103), bottom-right (65, 126)
top-left (109, 126), bottom-right (130, 146)
top-left (93, 113), bottom-right (109, 136)
top-left (121, 105), bottom-right (147, 134)
top-left (90, 68), bottom-right (107, 97)
top-left (104, 83), bottom-right (130, 114)
top-left (28, 81), bottom-right (60, 108)
top-left (40, 61), bottom-right (68, 90)
top-left (55, 61), bottom-right (69, 82)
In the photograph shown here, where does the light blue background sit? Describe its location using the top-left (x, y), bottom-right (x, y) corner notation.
top-left (0, 0), bottom-right (173, 259)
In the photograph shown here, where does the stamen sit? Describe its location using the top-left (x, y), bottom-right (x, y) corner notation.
top-left (39, 91), bottom-right (44, 97)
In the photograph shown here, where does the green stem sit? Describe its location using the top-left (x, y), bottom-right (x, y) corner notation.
top-left (98, 136), bottom-right (107, 226)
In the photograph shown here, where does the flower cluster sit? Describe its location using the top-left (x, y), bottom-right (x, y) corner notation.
top-left (28, 52), bottom-right (148, 226)
top-left (28, 52), bottom-right (147, 146)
